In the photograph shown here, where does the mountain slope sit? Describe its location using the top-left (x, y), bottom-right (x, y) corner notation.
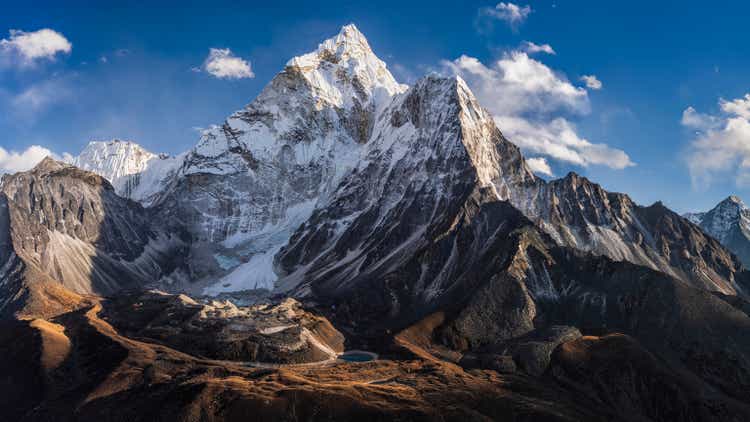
top-left (685, 195), bottom-right (750, 268)
top-left (511, 174), bottom-right (750, 295)
top-left (149, 24), bottom-right (407, 293)
top-left (0, 158), bottom-right (186, 318)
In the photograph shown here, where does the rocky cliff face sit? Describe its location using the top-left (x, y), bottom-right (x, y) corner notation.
top-left (513, 175), bottom-right (750, 295)
top-left (0, 158), bottom-right (186, 318)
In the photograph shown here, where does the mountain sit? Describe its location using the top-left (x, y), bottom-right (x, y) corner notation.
top-left (684, 195), bottom-right (750, 267)
top-left (71, 140), bottom-right (183, 205)
top-left (140, 24), bottom-right (408, 293)
top-left (0, 158), bottom-right (186, 319)
top-left (65, 24), bottom-right (745, 300)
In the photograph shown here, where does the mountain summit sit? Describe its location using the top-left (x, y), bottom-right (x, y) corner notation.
top-left (685, 195), bottom-right (750, 267)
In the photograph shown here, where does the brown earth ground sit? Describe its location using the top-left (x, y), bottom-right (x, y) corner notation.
top-left (1, 297), bottom-right (620, 422)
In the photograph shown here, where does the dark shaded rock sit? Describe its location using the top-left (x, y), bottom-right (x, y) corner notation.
top-left (507, 326), bottom-right (582, 376)
top-left (550, 334), bottom-right (750, 422)
top-left (460, 353), bottom-right (517, 374)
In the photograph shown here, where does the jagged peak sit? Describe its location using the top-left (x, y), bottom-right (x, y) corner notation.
top-left (23, 157), bottom-right (113, 188)
top-left (564, 171), bottom-right (580, 180)
top-left (412, 73), bottom-right (470, 91)
top-left (389, 74), bottom-right (481, 130)
top-left (406, 74), bottom-right (486, 117)
top-left (282, 24), bottom-right (406, 106)
top-left (32, 156), bottom-right (68, 173)
top-left (719, 195), bottom-right (746, 208)
top-left (286, 23), bottom-right (374, 67)
top-left (318, 23), bottom-right (372, 61)
top-left (71, 139), bottom-right (162, 189)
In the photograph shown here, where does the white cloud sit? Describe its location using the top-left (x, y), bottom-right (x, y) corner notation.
top-left (522, 41), bottom-right (555, 55)
top-left (0, 145), bottom-right (58, 174)
top-left (496, 115), bottom-right (634, 169)
top-left (681, 106), bottom-right (719, 131)
top-left (203, 48), bottom-right (254, 79)
top-left (580, 74), bottom-right (602, 90)
top-left (683, 94), bottom-right (750, 189)
top-left (720, 94), bottom-right (750, 119)
top-left (526, 157), bottom-right (553, 176)
top-left (480, 2), bottom-right (532, 28)
top-left (442, 52), bottom-right (634, 170)
top-left (0, 29), bottom-right (71, 65)
top-left (443, 53), bottom-right (588, 115)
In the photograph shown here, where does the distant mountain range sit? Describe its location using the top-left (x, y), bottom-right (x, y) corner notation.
top-left (2, 24), bottom-right (750, 421)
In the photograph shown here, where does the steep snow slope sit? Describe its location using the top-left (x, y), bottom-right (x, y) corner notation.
top-left (71, 140), bottom-right (182, 205)
top-left (276, 74), bottom-right (536, 296)
top-left (151, 24), bottom-right (407, 293)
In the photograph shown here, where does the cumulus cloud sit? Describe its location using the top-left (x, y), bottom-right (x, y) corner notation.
top-left (720, 94), bottom-right (750, 119)
top-left (683, 94), bottom-right (750, 189)
top-left (522, 41), bottom-right (555, 55)
top-left (0, 29), bottom-right (71, 65)
top-left (0, 145), bottom-right (59, 174)
top-left (580, 74), bottom-right (602, 90)
top-left (681, 106), bottom-right (720, 131)
top-left (526, 157), bottom-right (553, 176)
top-left (496, 115), bottom-right (634, 169)
top-left (442, 52), bottom-right (634, 170)
top-left (202, 48), bottom-right (254, 79)
top-left (480, 2), bottom-right (532, 29)
top-left (443, 53), bottom-right (588, 115)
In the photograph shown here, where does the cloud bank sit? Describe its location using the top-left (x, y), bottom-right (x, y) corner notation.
top-left (442, 52), bottom-right (633, 172)
top-left (684, 94), bottom-right (750, 189)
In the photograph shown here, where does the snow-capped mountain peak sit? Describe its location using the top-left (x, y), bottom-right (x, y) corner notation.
top-left (72, 139), bottom-right (156, 181)
top-left (70, 139), bottom-right (182, 205)
top-left (285, 23), bottom-right (405, 107)
top-left (723, 195), bottom-right (746, 207)
top-left (703, 195), bottom-right (749, 238)
top-left (684, 195), bottom-right (750, 267)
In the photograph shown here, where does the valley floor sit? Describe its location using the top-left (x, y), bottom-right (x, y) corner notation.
top-left (1, 296), bottom-right (616, 422)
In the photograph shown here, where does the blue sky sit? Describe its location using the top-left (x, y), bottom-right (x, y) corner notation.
top-left (1, 1), bottom-right (750, 213)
